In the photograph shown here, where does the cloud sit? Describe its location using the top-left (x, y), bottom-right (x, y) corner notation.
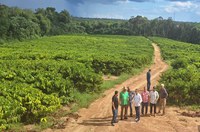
top-left (164, 1), bottom-right (198, 13)
top-left (66, 0), bottom-right (153, 5)
top-left (174, 1), bottom-right (196, 8)
top-left (166, 0), bottom-right (199, 1)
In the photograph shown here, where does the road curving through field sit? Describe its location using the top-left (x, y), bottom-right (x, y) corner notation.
top-left (44, 43), bottom-right (199, 132)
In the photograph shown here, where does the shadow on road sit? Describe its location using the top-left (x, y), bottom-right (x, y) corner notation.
top-left (78, 116), bottom-right (113, 126)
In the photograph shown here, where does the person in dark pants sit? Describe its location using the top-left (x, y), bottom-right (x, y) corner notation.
top-left (141, 87), bottom-right (149, 115)
top-left (127, 87), bottom-right (134, 117)
top-left (149, 86), bottom-right (159, 116)
top-left (111, 91), bottom-right (119, 126)
top-left (147, 69), bottom-right (151, 91)
top-left (133, 89), bottom-right (142, 122)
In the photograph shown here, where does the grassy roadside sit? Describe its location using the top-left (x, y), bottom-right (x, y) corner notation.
top-left (71, 68), bottom-right (144, 113)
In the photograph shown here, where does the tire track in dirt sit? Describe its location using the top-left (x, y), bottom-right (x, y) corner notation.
top-left (44, 44), bottom-right (200, 132)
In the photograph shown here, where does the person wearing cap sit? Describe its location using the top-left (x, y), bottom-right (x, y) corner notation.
top-left (120, 87), bottom-right (129, 120)
top-left (111, 91), bottom-right (119, 126)
top-left (127, 87), bottom-right (135, 117)
top-left (149, 86), bottom-right (159, 116)
top-left (158, 84), bottom-right (168, 115)
top-left (133, 89), bottom-right (142, 122)
top-left (147, 69), bottom-right (151, 91)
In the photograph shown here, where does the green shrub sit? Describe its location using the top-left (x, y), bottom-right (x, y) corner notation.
top-left (171, 58), bottom-right (188, 69)
top-left (0, 35), bottom-right (153, 128)
top-left (151, 37), bottom-right (200, 105)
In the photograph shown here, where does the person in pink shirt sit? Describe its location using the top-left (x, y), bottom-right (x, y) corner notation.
top-left (141, 87), bottom-right (149, 115)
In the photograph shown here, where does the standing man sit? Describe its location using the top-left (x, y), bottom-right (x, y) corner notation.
top-left (111, 91), bottom-right (119, 126)
top-left (127, 87), bottom-right (135, 117)
top-left (120, 87), bottom-right (129, 120)
top-left (141, 87), bottom-right (149, 116)
top-left (149, 86), bottom-right (159, 116)
top-left (133, 89), bottom-right (142, 122)
top-left (158, 84), bottom-right (168, 115)
top-left (147, 69), bottom-right (151, 91)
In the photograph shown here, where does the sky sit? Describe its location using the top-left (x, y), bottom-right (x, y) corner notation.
top-left (0, 0), bottom-right (200, 22)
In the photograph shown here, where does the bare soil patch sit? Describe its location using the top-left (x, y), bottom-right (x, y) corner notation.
top-left (102, 75), bottom-right (119, 81)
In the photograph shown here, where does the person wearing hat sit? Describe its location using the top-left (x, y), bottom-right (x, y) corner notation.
top-left (111, 91), bottom-right (119, 126)
top-left (120, 87), bottom-right (129, 120)
top-left (149, 86), bottom-right (159, 116)
top-left (158, 84), bottom-right (168, 115)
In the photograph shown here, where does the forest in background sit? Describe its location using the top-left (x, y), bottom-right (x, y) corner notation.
top-left (0, 4), bottom-right (200, 44)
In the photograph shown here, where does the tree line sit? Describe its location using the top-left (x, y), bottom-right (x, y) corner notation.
top-left (0, 4), bottom-right (200, 44)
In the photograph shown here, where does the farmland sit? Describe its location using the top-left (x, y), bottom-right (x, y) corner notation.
top-left (150, 37), bottom-right (200, 105)
top-left (0, 35), bottom-right (153, 129)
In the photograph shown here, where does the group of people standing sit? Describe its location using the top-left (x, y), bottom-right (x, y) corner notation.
top-left (111, 69), bottom-right (168, 126)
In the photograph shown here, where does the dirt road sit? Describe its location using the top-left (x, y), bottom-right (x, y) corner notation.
top-left (44, 44), bottom-right (200, 132)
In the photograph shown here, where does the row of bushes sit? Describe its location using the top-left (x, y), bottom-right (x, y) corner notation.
top-left (150, 37), bottom-right (200, 105)
top-left (0, 35), bottom-right (153, 130)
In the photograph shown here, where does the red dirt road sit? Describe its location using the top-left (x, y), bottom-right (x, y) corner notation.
top-left (44, 44), bottom-right (200, 132)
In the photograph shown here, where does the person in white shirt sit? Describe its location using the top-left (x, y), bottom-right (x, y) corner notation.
top-left (133, 89), bottom-right (142, 122)
top-left (149, 86), bottom-right (159, 116)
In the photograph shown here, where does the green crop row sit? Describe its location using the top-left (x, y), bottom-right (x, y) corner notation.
top-left (0, 35), bottom-right (153, 130)
top-left (150, 37), bottom-right (200, 105)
